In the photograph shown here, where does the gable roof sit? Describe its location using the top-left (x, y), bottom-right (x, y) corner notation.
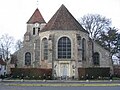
top-left (27, 8), bottom-right (46, 24)
top-left (41, 4), bottom-right (88, 33)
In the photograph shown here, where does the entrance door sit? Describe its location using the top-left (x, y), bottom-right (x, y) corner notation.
top-left (60, 64), bottom-right (69, 80)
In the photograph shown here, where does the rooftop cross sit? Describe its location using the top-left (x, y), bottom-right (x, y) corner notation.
top-left (36, 0), bottom-right (39, 7)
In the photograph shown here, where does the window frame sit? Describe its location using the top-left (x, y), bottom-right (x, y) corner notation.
top-left (82, 38), bottom-right (86, 61)
top-left (25, 52), bottom-right (31, 66)
top-left (33, 27), bottom-right (35, 35)
top-left (42, 38), bottom-right (48, 60)
top-left (93, 52), bottom-right (100, 66)
top-left (57, 37), bottom-right (71, 59)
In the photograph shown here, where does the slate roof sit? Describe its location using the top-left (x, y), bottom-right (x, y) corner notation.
top-left (0, 58), bottom-right (6, 65)
top-left (27, 8), bottom-right (46, 24)
top-left (41, 4), bottom-right (88, 33)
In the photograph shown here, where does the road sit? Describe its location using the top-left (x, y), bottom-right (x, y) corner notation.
top-left (0, 80), bottom-right (120, 90)
top-left (0, 85), bottom-right (120, 90)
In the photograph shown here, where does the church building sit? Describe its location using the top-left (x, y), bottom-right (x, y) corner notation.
top-left (12, 5), bottom-right (112, 79)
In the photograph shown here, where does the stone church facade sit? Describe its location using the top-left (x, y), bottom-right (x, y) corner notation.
top-left (13, 5), bottom-right (112, 79)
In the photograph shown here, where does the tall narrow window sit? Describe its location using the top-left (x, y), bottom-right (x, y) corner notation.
top-left (42, 38), bottom-right (48, 60)
top-left (76, 34), bottom-right (81, 50)
top-left (33, 28), bottom-right (35, 35)
top-left (93, 52), bottom-right (100, 65)
top-left (82, 38), bottom-right (86, 61)
top-left (58, 37), bottom-right (71, 59)
top-left (25, 52), bottom-right (31, 66)
top-left (38, 28), bottom-right (40, 34)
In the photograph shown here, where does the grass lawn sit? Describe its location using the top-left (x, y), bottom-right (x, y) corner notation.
top-left (5, 83), bottom-right (120, 87)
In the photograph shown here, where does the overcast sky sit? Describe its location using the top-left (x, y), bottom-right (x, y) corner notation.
top-left (0, 0), bottom-right (120, 41)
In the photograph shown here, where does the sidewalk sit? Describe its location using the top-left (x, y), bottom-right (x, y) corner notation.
top-left (1, 79), bottom-right (120, 83)
top-left (1, 79), bottom-right (120, 87)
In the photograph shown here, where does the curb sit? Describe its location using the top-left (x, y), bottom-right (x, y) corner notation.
top-left (1, 80), bottom-right (120, 83)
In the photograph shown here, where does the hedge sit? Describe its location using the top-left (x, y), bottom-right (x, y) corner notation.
top-left (11, 68), bottom-right (52, 80)
top-left (78, 67), bottom-right (110, 80)
top-left (113, 66), bottom-right (120, 77)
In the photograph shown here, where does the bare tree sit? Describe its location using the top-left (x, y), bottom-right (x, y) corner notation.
top-left (80, 14), bottom-right (111, 40)
top-left (0, 34), bottom-right (14, 61)
top-left (15, 39), bottom-right (23, 51)
top-left (116, 34), bottom-right (120, 64)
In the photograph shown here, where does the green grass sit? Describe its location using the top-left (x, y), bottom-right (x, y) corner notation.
top-left (6, 83), bottom-right (120, 87)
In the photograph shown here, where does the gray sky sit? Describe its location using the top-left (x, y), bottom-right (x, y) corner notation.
top-left (0, 0), bottom-right (120, 41)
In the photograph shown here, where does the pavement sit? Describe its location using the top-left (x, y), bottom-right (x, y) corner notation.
top-left (1, 79), bottom-right (120, 86)
top-left (1, 79), bottom-right (120, 83)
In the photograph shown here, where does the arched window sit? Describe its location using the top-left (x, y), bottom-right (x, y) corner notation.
top-left (25, 52), bottom-right (31, 65)
top-left (42, 38), bottom-right (48, 60)
top-left (93, 52), bottom-right (100, 65)
top-left (82, 38), bottom-right (86, 61)
top-left (58, 37), bottom-right (71, 59)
